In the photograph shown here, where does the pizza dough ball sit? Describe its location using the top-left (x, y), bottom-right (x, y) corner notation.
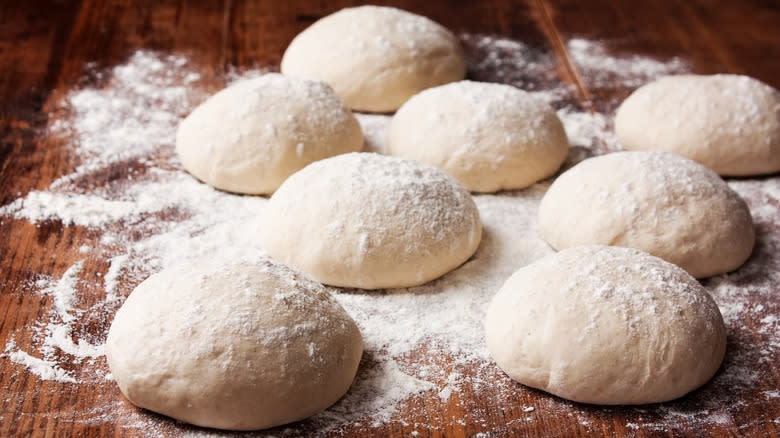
top-left (538, 151), bottom-right (754, 278)
top-left (388, 81), bottom-right (569, 192)
top-left (615, 74), bottom-right (780, 176)
top-left (105, 258), bottom-right (363, 430)
top-left (176, 74), bottom-right (363, 194)
top-left (486, 245), bottom-right (727, 405)
top-left (260, 152), bottom-right (482, 289)
top-left (281, 6), bottom-right (466, 112)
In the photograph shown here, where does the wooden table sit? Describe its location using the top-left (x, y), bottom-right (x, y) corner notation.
top-left (1, 1), bottom-right (778, 436)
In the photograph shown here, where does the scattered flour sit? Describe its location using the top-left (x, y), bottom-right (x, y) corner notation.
top-left (48, 51), bottom-right (202, 182)
top-left (460, 33), bottom-right (566, 100)
top-left (557, 109), bottom-right (617, 152)
top-left (41, 260), bottom-right (84, 324)
top-left (354, 113), bottom-right (391, 154)
top-left (6, 348), bottom-right (77, 384)
top-left (104, 254), bottom-right (129, 302)
top-left (0, 33), bottom-right (775, 437)
top-left (43, 324), bottom-right (103, 359)
top-left (314, 358), bottom-right (437, 428)
top-left (1, 192), bottom-right (142, 227)
top-left (566, 38), bottom-right (688, 88)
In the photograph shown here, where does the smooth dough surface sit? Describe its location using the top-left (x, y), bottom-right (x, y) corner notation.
top-left (388, 81), bottom-right (569, 192)
top-left (176, 74), bottom-right (363, 194)
top-left (485, 245), bottom-right (727, 405)
top-left (538, 151), bottom-right (754, 278)
top-left (260, 152), bottom-right (482, 289)
top-left (280, 6), bottom-right (466, 112)
top-left (105, 258), bottom-right (363, 431)
top-left (615, 74), bottom-right (780, 176)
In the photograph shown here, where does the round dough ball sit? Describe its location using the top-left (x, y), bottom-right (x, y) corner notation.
top-left (176, 74), bottom-right (363, 194)
top-left (485, 245), bottom-right (727, 405)
top-left (538, 151), bottom-right (754, 278)
top-left (260, 152), bottom-right (482, 289)
top-left (281, 6), bottom-right (466, 112)
top-left (388, 81), bottom-right (569, 192)
top-left (105, 258), bottom-right (363, 430)
top-left (615, 74), bottom-right (780, 176)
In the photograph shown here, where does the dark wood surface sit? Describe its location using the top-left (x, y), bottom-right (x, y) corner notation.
top-left (1, 1), bottom-right (779, 436)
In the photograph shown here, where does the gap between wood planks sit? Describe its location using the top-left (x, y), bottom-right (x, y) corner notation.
top-left (221, 0), bottom-right (235, 76)
top-left (532, 0), bottom-right (593, 105)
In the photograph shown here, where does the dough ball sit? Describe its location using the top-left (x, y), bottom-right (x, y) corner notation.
top-left (260, 152), bottom-right (482, 289)
top-left (105, 258), bottom-right (363, 430)
top-left (538, 151), bottom-right (754, 278)
top-left (615, 74), bottom-right (780, 176)
top-left (485, 245), bottom-right (727, 405)
top-left (281, 6), bottom-right (466, 112)
top-left (388, 81), bottom-right (569, 192)
top-left (176, 74), bottom-right (363, 194)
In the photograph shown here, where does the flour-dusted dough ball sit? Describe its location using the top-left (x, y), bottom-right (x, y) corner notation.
top-left (260, 153), bottom-right (482, 289)
top-left (388, 81), bottom-right (569, 192)
top-left (105, 258), bottom-right (363, 430)
top-left (281, 6), bottom-right (466, 112)
top-left (615, 74), bottom-right (780, 176)
top-left (486, 245), bottom-right (727, 405)
top-left (538, 151), bottom-right (754, 278)
top-left (176, 74), bottom-right (363, 194)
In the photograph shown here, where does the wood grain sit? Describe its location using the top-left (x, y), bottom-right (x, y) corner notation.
top-left (1, 1), bottom-right (778, 436)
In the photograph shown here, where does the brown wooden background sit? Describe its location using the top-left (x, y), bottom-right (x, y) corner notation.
top-left (1, 1), bottom-right (779, 436)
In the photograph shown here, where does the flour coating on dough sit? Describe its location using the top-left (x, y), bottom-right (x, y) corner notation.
top-left (615, 74), bottom-right (780, 176)
top-left (389, 81), bottom-right (569, 192)
top-left (281, 6), bottom-right (466, 112)
top-left (538, 151), bottom-right (754, 278)
top-left (485, 245), bottom-right (727, 405)
top-left (106, 257), bottom-right (363, 430)
top-left (261, 152), bottom-right (482, 289)
top-left (176, 74), bottom-right (362, 194)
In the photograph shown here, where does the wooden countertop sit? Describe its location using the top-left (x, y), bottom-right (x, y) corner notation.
top-left (1, 1), bottom-right (778, 436)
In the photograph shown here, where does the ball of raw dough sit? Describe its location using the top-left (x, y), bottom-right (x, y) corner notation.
top-left (538, 151), bottom-right (754, 278)
top-left (388, 81), bottom-right (569, 192)
top-left (105, 258), bottom-right (363, 430)
top-left (281, 6), bottom-right (466, 112)
top-left (260, 152), bottom-right (482, 289)
top-left (176, 74), bottom-right (363, 194)
top-left (485, 245), bottom-right (727, 405)
top-left (615, 74), bottom-right (780, 176)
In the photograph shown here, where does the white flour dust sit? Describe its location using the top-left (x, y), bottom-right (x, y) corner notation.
top-left (6, 347), bottom-right (77, 384)
top-left (0, 34), bottom-right (776, 436)
top-left (566, 38), bottom-right (688, 89)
